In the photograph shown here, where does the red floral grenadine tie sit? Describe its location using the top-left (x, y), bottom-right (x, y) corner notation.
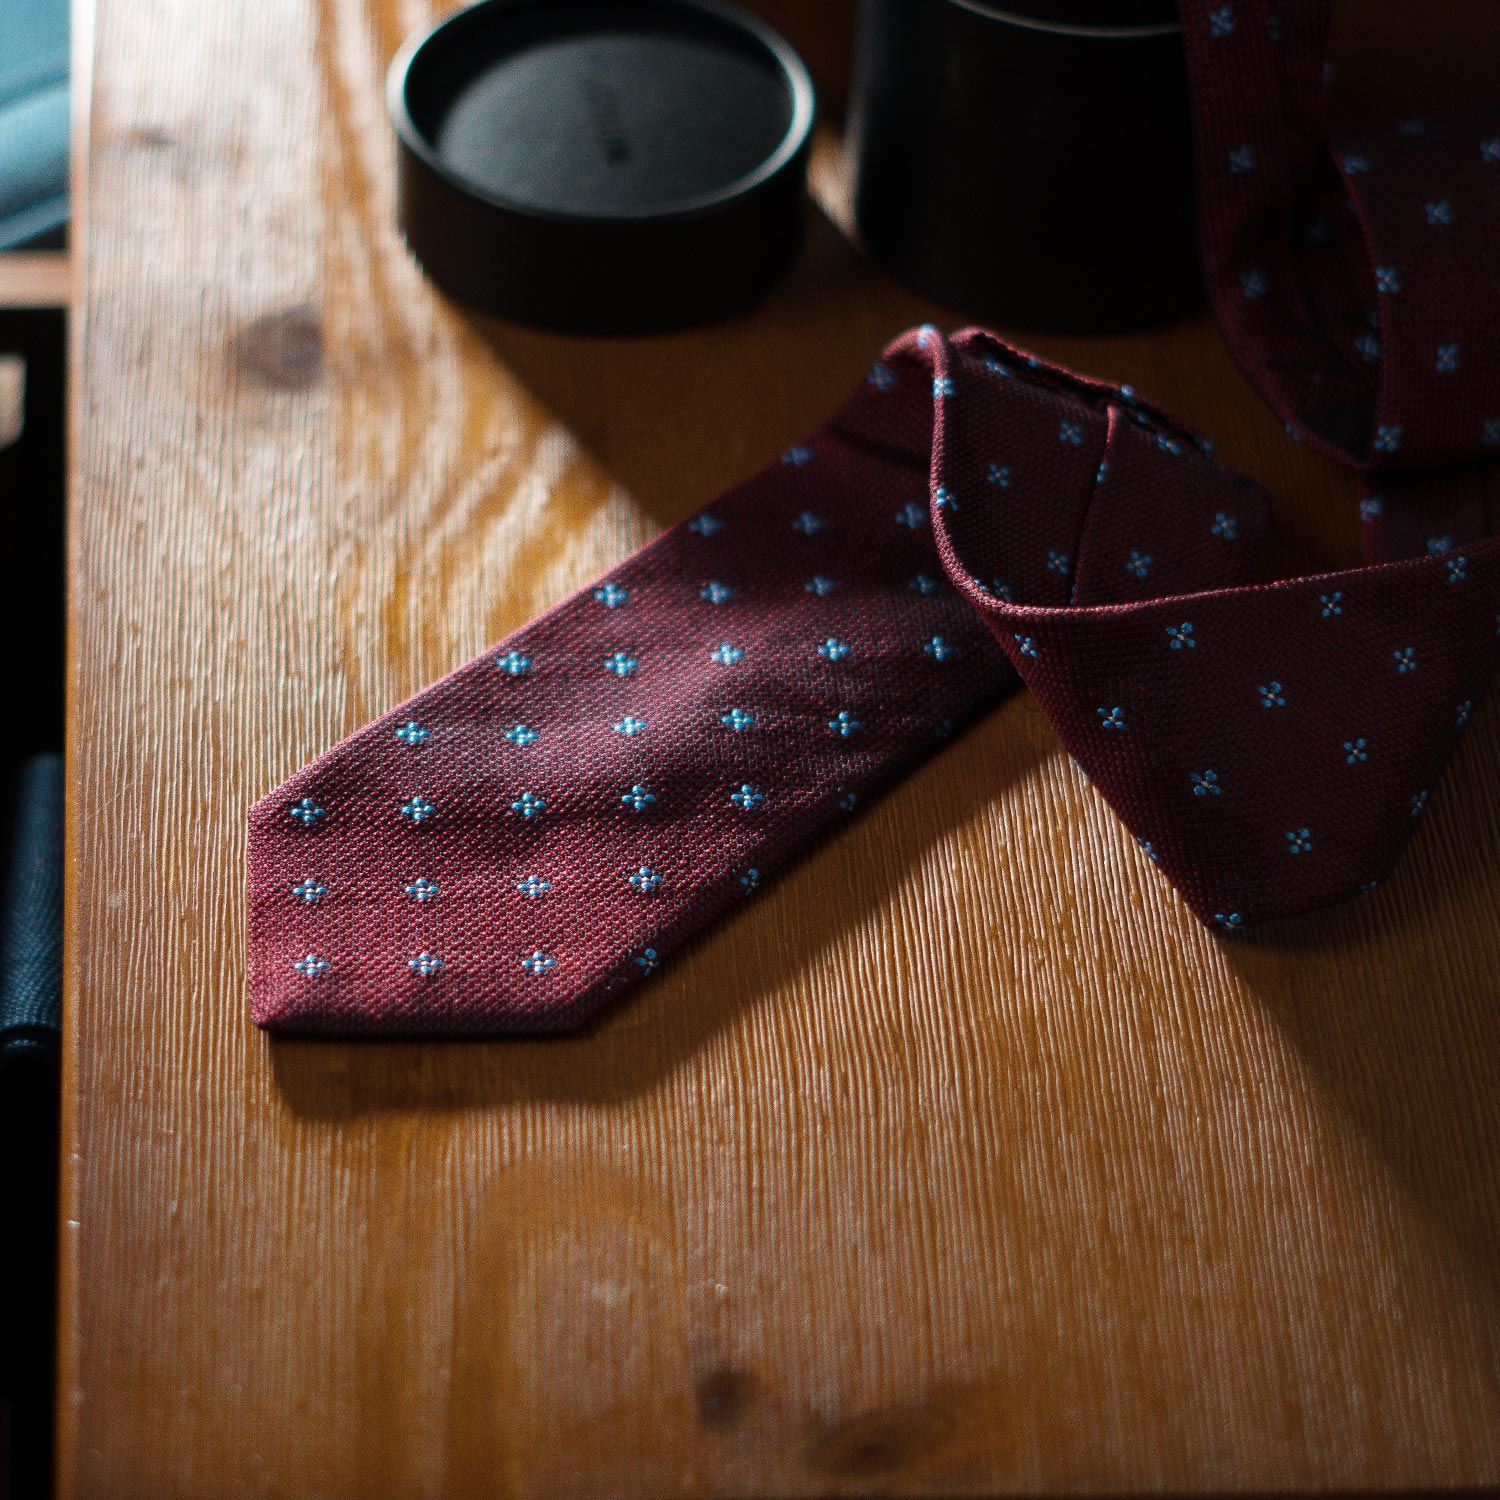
top-left (248, 2), bottom-right (1500, 1034)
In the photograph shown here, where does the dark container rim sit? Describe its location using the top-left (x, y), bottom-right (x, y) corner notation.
top-left (386, 0), bottom-right (818, 230)
top-left (943, 0), bottom-right (1183, 38)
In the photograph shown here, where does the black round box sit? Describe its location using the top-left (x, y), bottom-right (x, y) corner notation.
top-left (848, 0), bottom-right (1202, 334)
top-left (389, 0), bottom-right (816, 336)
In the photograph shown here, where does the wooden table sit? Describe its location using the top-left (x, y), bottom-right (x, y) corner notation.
top-left (60, 2), bottom-right (1500, 1496)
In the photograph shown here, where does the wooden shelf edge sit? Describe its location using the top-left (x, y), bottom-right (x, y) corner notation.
top-left (0, 250), bottom-right (72, 310)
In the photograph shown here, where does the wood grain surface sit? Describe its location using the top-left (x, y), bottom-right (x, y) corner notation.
top-left (60, 2), bottom-right (1500, 1496)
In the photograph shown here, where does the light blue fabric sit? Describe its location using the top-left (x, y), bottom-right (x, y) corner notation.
top-left (0, 0), bottom-right (69, 251)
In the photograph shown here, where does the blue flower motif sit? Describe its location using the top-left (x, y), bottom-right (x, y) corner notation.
top-left (516, 874), bottom-right (551, 898)
top-left (710, 642), bottom-right (744, 665)
top-left (895, 501), bottom-right (927, 529)
top-left (1241, 268), bottom-right (1269, 299)
top-left (1215, 912), bottom-right (1244, 933)
top-left (1208, 5), bottom-right (1234, 35)
top-left (1457, 699), bottom-right (1474, 728)
top-left (1447, 555), bottom-right (1468, 584)
top-left (908, 571), bottom-right (941, 595)
top-left (629, 866), bottom-right (663, 893)
top-left (1046, 549), bottom-right (1071, 575)
top-left (1258, 680), bottom-right (1286, 708)
top-left (791, 510), bottom-right (824, 535)
top-left (1342, 153), bottom-right (1370, 174)
top-left (405, 876), bottom-right (439, 902)
top-left (1373, 424), bottom-right (1403, 453)
top-left (1482, 137), bottom-right (1500, 163)
top-left (400, 795), bottom-right (435, 824)
top-left (1375, 265), bottom-right (1401, 294)
top-left (1425, 199), bottom-right (1452, 226)
top-left (829, 710), bottom-right (861, 737)
top-left (1097, 705), bottom-right (1126, 730)
top-left (520, 950), bottom-right (556, 976)
top-left (1428, 533), bottom-right (1455, 555)
top-left (868, 361), bottom-right (896, 391)
top-left (805, 575), bottom-right (838, 597)
top-left (1319, 591), bottom-right (1344, 616)
top-left (510, 790), bottom-right (545, 818)
top-left (409, 952), bottom-right (443, 977)
top-left (1411, 790), bottom-right (1429, 817)
top-left (782, 444), bottom-right (815, 466)
top-left (1286, 827), bottom-right (1312, 854)
top-left (700, 580), bottom-right (734, 605)
top-left (1344, 738), bottom-right (1368, 764)
top-left (1435, 342), bottom-right (1460, 374)
top-left (1125, 549), bottom-right (1153, 579)
top-left (394, 720), bottom-right (430, 746)
top-left (504, 723), bottom-right (539, 747)
top-left (1354, 333), bottom-right (1381, 363)
top-left (634, 948), bottom-right (661, 975)
top-left (604, 650), bottom-right (639, 676)
top-left (621, 784), bottom-right (656, 812)
top-left (933, 375), bottom-right (955, 398)
top-left (982, 357), bottom-right (1011, 377)
top-left (496, 649), bottom-right (531, 676)
top-left (1156, 434), bottom-right (1184, 456)
top-left (988, 463), bottom-right (1011, 488)
top-left (721, 708), bottom-right (755, 732)
top-left (1211, 511), bottom-right (1239, 540)
top-left (688, 512), bottom-right (724, 537)
top-left (1485, 418), bottom-right (1500, 447)
top-left (1228, 144), bottom-right (1256, 174)
top-left (1058, 420), bottom-right (1084, 446)
top-left (1014, 634), bottom-right (1038, 659)
top-left (818, 637), bottom-right (851, 662)
top-left (1191, 769), bottom-right (1222, 796)
top-left (838, 792), bottom-right (859, 813)
top-left (293, 954), bottom-right (329, 977)
top-left (730, 783), bottom-right (765, 811)
top-left (1393, 647), bottom-right (1417, 673)
top-left (991, 581), bottom-right (1014, 601)
top-left (1138, 837), bottom-right (1160, 864)
top-left (934, 486), bottom-right (958, 513)
top-left (291, 877), bottom-right (327, 904)
top-left (739, 868), bottom-right (760, 894)
top-left (612, 715), bottom-right (646, 736)
top-left (924, 635), bottom-right (956, 662)
top-left (593, 582), bottom-right (629, 608)
top-left (1359, 496), bottom-right (1384, 521)
top-left (290, 795), bottom-right (326, 826)
top-left (1166, 622), bottom-right (1195, 649)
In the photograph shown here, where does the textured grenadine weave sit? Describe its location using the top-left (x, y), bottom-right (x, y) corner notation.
top-left (248, 2), bottom-right (1500, 1034)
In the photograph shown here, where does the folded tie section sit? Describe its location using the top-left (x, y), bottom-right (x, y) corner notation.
top-left (248, 326), bottom-right (1498, 1034)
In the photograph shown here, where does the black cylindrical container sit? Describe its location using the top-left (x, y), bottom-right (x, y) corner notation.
top-left (389, 0), bottom-right (816, 336)
top-left (848, 0), bottom-right (1201, 334)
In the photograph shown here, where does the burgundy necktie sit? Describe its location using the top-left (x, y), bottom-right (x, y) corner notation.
top-left (248, 3), bottom-right (1500, 1034)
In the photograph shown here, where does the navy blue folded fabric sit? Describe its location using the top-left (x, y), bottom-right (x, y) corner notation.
top-left (1, 754), bottom-right (63, 1066)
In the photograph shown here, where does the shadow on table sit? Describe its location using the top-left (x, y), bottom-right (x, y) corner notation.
top-left (1220, 695), bottom-right (1500, 1311)
top-left (467, 205), bottom-right (941, 531)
